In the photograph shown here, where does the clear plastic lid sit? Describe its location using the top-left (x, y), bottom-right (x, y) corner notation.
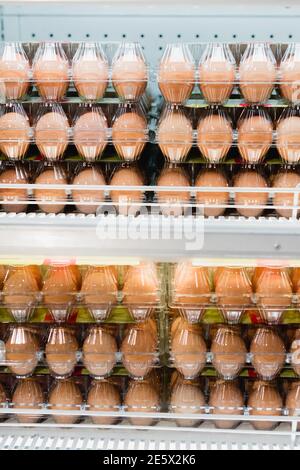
top-left (12, 378), bottom-right (44, 424)
top-left (82, 325), bottom-right (117, 378)
top-left (33, 164), bottom-right (68, 214)
top-left (0, 163), bottom-right (29, 214)
top-left (157, 166), bottom-right (191, 217)
top-left (272, 170), bottom-right (300, 219)
top-left (109, 165), bottom-right (144, 216)
top-left (276, 107), bottom-right (300, 164)
top-left (45, 325), bottom-right (78, 379)
top-left (87, 380), bottom-right (121, 426)
top-left (233, 169), bottom-right (269, 218)
top-left (72, 165), bottom-right (106, 215)
top-left (195, 169), bottom-right (229, 217)
top-left (170, 380), bottom-right (205, 427)
top-left (250, 327), bottom-right (286, 380)
top-left (279, 43), bottom-right (300, 104)
top-left (112, 43), bottom-right (147, 101)
top-left (73, 104), bottom-right (108, 161)
top-left (124, 380), bottom-right (160, 427)
top-left (197, 107), bottom-right (232, 163)
top-left (211, 326), bottom-right (247, 380)
top-left (248, 381), bottom-right (283, 431)
top-left (48, 379), bottom-right (82, 425)
top-left (0, 42), bottom-right (30, 101)
top-left (209, 380), bottom-right (244, 429)
top-left (5, 325), bottom-right (39, 377)
top-left (0, 103), bottom-right (31, 160)
top-left (3, 266), bottom-right (39, 321)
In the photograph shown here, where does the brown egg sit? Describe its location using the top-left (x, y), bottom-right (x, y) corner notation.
top-left (272, 171), bottom-right (300, 218)
top-left (110, 167), bottom-right (144, 215)
top-left (49, 380), bottom-right (82, 425)
top-left (199, 60), bottom-right (235, 104)
top-left (195, 170), bottom-right (229, 217)
top-left (3, 266), bottom-right (39, 321)
top-left (234, 171), bottom-right (269, 217)
top-left (238, 115), bottom-right (273, 163)
top-left (256, 267), bottom-right (293, 322)
top-left (170, 381), bottom-right (205, 427)
top-left (112, 56), bottom-right (147, 101)
top-left (112, 111), bottom-right (147, 161)
top-left (46, 326), bottom-right (78, 378)
top-left (280, 45), bottom-right (300, 103)
top-left (277, 116), bottom-right (300, 164)
top-left (171, 322), bottom-right (206, 379)
top-left (87, 381), bottom-right (121, 425)
top-left (157, 167), bottom-right (190, 216)
top-left (12, 379), bottom-right (43, 424)
top-left (248, 381), bottom-right (283, 430)
top-left (81, 265), bottom-right (117, 301)
top-left (157, 108), bottom-right (193, 162)
top-left (0, 112), bottom-right (30, 160)
top-left (73, 54), bottom-right (108, 101)
top-left (286, 382), bottom-right (300, 429)
top-left (42, 265), bottom-right (77, 307)
top-left (209, 380), bottom-right (244, 429)
top-left (125, 380), bottom-right (159, 426)
top-left (211, 326), bottom-right (247, 380)
top-left (250, 328), bottom-right (286, 380)
top-left (0, 168), bottom-right (28, 213)
top-left (121, 323), bottom-right (156, 378)
top-left (197, 113), bottom-right (232, 163)
top-left (290, 329), bottom-right (300, 376)
top-left (73, 111), bottom-right (108, 161)
top-left (34, 168), bottom-right (67, 214)
top-left (292, 268), bottom-right (300, 291)
top-left (158, 44), bottom-right (195, 104)
top-left (122, 262), bottom-right (159, 308)
top-left (173, 262), bottom-right (211, 307)
top-left (0, 53), bottom-right (30, 100)
top-left (83, 326), bottom-right (117, 378)
top-left (35, 111), bottom-right (69, 161)
top-left (215, 268), bottom-right (252, 323)
top-left (5, 326), bottom-right (39, 377)
top-left (72, 168), bottom-right (106, 215)
top-left (33, 44), bottom-right (69, 101)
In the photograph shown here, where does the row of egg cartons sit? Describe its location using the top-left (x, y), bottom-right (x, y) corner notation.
top-left (158, 42), bottom-right (300, 105)
top-left (170, 374), bottom-right (300, 431)
top-left (0, 42), bottom-right (149, 102)
top-left (0, 375), bottom-right (162, 426)
top-left (0, 102), bottom-right (149, 162)
top-left (171, 264), bottom-right (300, 324)
top-left (170, 321), bottom-right (299, 381)
top-left (1, 164), bottom-right (300, 219)
top-left (0, 263), bottom-right (162, 322)
top-left (157, 105), bottom-right (300, 165)
top-left (2, 322), bottom-right (160, 380)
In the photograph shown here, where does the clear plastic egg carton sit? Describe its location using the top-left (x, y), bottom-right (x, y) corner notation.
top-left (168, 263), bottom-right (300, 325)
top-left (0, 42), bottom-right (151, 103)
top-left (157, 42), bottom-right (300, 106)
top-left (0, 262), bottom-right (166, 324)
top-left (154, 105), bottom-right (300, 165)
top-left (0, 100), bottom-right (155, 163)
top-left (167, 320), bottom-right (300, 381)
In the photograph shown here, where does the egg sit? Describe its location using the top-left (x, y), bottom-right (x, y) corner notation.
top-left (81, 266), bottom-right (117, 321)
top-left (170, 316), bottom-right (202, 338)
top-left (197, 113), bottom-right (232, 163)
top-left (87, 381), bottom-right (121, 425)
top-left (73, 110), bottom-right (108, 161)
top-left (209, 380), bottom-right (244, 429)
top-left (33, 42), bottom-right (69, 101)
top-left (198, 44), bottom-right (235, 104)
top-left (173, 262), bottom-right (211, 305)
top-left (3, 266), bottom-right (39, 321)
top-left (290, 329), bottom-right (300, 376)
top-left (239, 44), bottom-right (276, 103)
top-left (256, 267), bottom-right (293, 323)
top-left (42, 265), bottom-right (77, 309)
top-left (276, 116), bottom-right (300, 164)
top-left (248, 381), bottom-right (283, 430)
top-left (122, 262), bottom-right (159, 308)
top-left (292, 268), bottom-right (300, 291)
top-left (0, 111), bottom-right (30, 160)
top-left (12, 379), bottom-right (43, 424)
top-left (234, 170), bottom-right (269, 217)
top-left (112, 44), bottom-right (147, 100)
top-left (170, 381), bottom-right (205, 427)
top-left (46, 326), bottom-right (78, 378)
top-left (49, 380), bottom-right (82, 425)
top-left (72, 168), bottom-right (106, 215)
top-left (279, 44), bottom-right (300, 103)
top-left (272, 171), bottom-right (300, 218)
top-left (112, 111), bottom-right (147, 161)
top-left (211, 326), bottom-right (247, 380)
top-left (121, 323), bottom-right (156, 378)
top-left (157, 167), bottom-right (190, 216)
top-left (83, 326), bottom-right (117, 378)
top-left (0, 48), bottom-right (30, 100)
top-left (35, 111), bottom-right (69, 161)
top-left (110, 167), bottom-right (144, 215)
top-left (195, 170), bottom-right (229, 217)
top-left (237, 114), bottom-right (273, 163)
top-left (158, 44), bottom-right (195, 104)
top-left (72, 43), bottom-right (109, 100)
top-left (0, 265), bottom-right (6, 288)
top-left (171, 322), bottom-right (207, 379)
top-left (286, 382), bottom-right (300, 429)
top-left (5, 326), bottom-right (39, 377)
top-left (157, 107), bottom-right (193, 162)
top-left (250, 327), bottom-right (286, 380)
top-left (0, 168), bottom-right (28, 213)
top-left (34, 168), bottom-right (67, 214)
top-left (124, 380), bottom-right (159, 426)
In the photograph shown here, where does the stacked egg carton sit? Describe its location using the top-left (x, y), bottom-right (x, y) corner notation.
top-left (166, 261), bottom-right (300, 430)
top-left (0, 262), bottom-right (167, 425)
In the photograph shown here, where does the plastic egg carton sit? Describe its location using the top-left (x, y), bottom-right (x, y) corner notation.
top-left (157, 42), bottom-right (300, 106)
top-left (0, 42), bottom-right (151, 103)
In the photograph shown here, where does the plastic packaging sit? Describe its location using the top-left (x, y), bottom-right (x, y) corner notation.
top-left (0, 103), bottom-right (30, 160)
top-left (279, 43), bottom-right (300, 104)
top-left (250, 327), bottom-right (286, 380)
top-left (197, 107), bottom-right (232, 163)
top-left (211, 326), bottom-right (247, 380)
top-left (73, 104), bottom-right (108, 161)
top-left (276, 107), bottom-right (300, 164)
top-left (156, 166), bottom-right (191, 217)
top-left (0, 42), bottom-right (30, 100)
